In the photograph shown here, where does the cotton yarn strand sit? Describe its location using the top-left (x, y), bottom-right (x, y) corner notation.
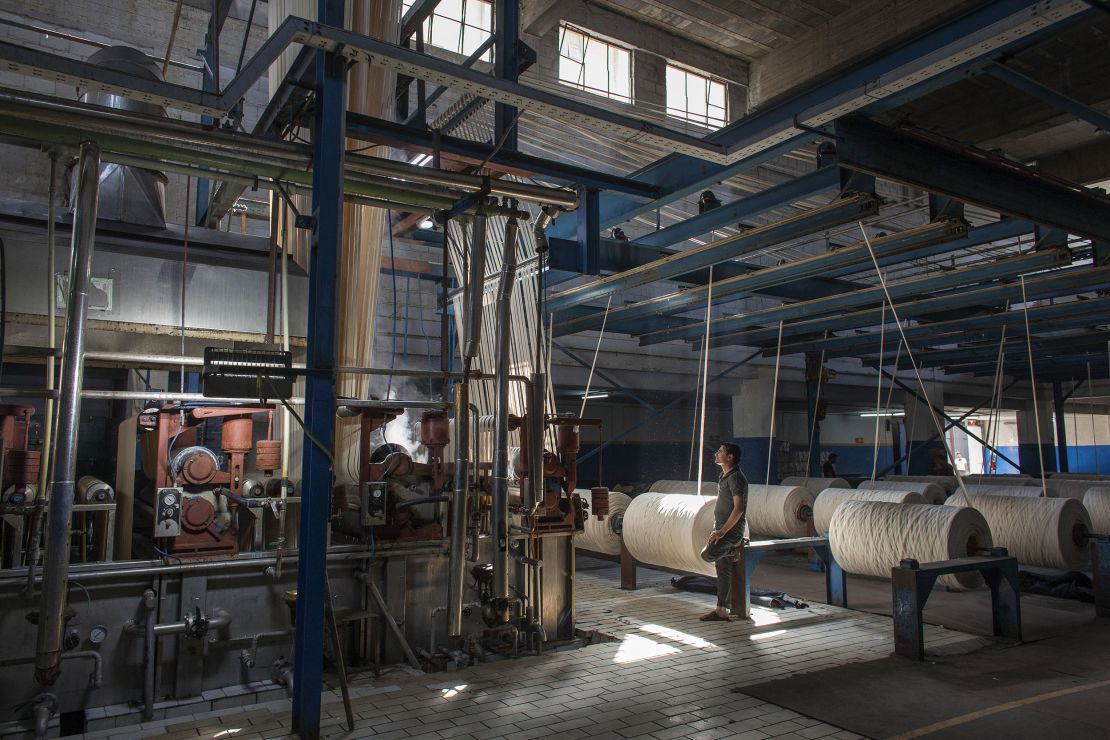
top-left (574, 491), bottom-right (631, 555)
top-left (829, 500), bottom-right (992, 590)
top-left (650, 479), bottom-right (717, 495)
top-left (747, 484), bottom-right (814, 538)
top-left (1083, 488), bottom-right (1110, 535)
top-left (781, 476), bottom-right (850, 497)
top-left (623, 493), bottom-right (717, 576)
top-left (813, 488), bottom-right (926, 533)
top-left (945, 493), bottom-right (1091, 569)
top-left (855, 479), bottom-right (946, 505)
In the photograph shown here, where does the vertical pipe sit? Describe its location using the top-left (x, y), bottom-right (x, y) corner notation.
top-left (527, 372), bottom-right (544, 510)
top-left (447, 382), bottom-right (469, 637)
top-left (265, 194), bottom-right (278, 345)
top-left (34, 141), bottom-right (100, 687)
top-left (276, 202), bottom-right (291, 578)
top-left (463, 215), bottom-right (488, 368)
top-left (293, 0), bottom-right (346, 734)
top-left (141, 589), bottom-right (157, 720)
top-left (491, 217), bottom-right (519, 601)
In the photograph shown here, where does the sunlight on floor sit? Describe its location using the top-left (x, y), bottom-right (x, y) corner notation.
top-left (613, 633), bottom-right (681, 664)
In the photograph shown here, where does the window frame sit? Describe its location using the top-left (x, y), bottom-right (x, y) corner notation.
top-left (401, 0), bottom-right (493, 62)
top-left (665, 62), bottom-right (729, 129)
top-left (557, 22), bottom-right (635, 104)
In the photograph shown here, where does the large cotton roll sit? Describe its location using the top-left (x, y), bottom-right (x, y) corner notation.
top-left (813, 488), bottom-right (927, 533)
top-left (962, 484), bottom-right (1055, 498)
top-left (830, 500), bottom-right (992, 590)
top-left (856, 479), bottom-right (946, 505)
top-left (962, 475), bottom-right (1038, 486)
top-left (747, 484), bottom-right (814, 538)
top-left (649, 479), bottom-right (717, 495)
top-left (1052, 472), bottom-right (1110, 480)
top-left (574, 491), bottom-right (632, 555)
top-left (883, 475), bottom-right (957, 494)
top-left (944, 494), bottom-right (1091, 569)
top-left (623, 493), bottom-right (716, 576)
top-left (1084, 488), bottom-right (1110, 535)
top-left (781, 476), bottom-right (850, 497)
top-left (1046, 480), bottom-right (1102, 501)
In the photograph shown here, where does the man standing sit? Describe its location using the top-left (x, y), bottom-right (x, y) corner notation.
top-left (699, 443), bottom-right (748, 622)
top-left (822, 453), bottom-right (838, 478)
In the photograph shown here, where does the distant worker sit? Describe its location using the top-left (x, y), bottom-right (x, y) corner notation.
top-left (699, 443), bottom-right (748, 622)
top-left (822, 453), bottom-right (838, 478)
top-left (954, 452), bottom-right (968, 474)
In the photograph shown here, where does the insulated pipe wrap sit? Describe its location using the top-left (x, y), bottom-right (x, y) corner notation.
top-left (623, 493), bottom-right (716, 576)
top-left (856, 479), bottom-right (946, 505)
top-left (829, 500), bottom-right (992, 590)
top-left (944, 493), bottom-right (1091, 569)
top-left (1083, 488), bottom-right (1110, 535)
top-left (781, 476), bottom-right (850, 496)
top-left (747, 484), bottom-right (814, 538)
top-left (813, 488), bottom-right (927, 534)
top-left (574, 490), bottom-right (631, 555)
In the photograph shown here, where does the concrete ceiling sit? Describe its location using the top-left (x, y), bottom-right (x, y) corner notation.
top-left (585, 0), bottom-right (851, 60)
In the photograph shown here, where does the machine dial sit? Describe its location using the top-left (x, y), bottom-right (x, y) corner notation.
top-left (89, 625), bottom-right (108, 644)
top-left (164, 492), bottom-right (177, 506)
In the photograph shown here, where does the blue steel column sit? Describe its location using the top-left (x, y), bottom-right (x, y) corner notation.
top-left (805, 352), bottom-right (822, 477)
top-left (1053, 380), bottom-right (1069, 473)
top-left (293, 0), bottom-right (346, 736)
top-left (577, 188), bottom-right (600, 275)
top-left (494, 0), bottom-right (519, 151)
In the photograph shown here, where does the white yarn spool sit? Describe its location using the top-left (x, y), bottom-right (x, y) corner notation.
top-left (944, 494), bottom-right (1091, 569)
top-left (963, 475), bottom-right (1038, 487)
top-left (623, 493), bottom-right (717, 576)
top-left (747, 484), bottom-right (814, 538)
top-left (1083, 488), bottom-right (1110, 535)
top-left (1052, 472), bottom-right (1110, 480)
top-left (829, 500), bottom-right (992, 590)
top-left (781, 476), bottom-right (850, 497)
top-left (813, 488), bottom-right (927, 533)
top-left (962, 484), bottom-right (1055, 498)
top-left (856, 479), bottom-right (946, 505)
top-left (1045, 480), bottom-right (1102, 500)
top-left (882, 475), bottom-right (957, 494)
top-left (574, 491), bottom-right (632, 555)
top-left (649, 479), bottom-right (717, 495)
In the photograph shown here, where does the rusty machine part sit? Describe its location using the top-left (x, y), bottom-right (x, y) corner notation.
top-left (591, 487), bottom-right (610, 520)
top-left (254, 439), bottom-right (281, 473)
top-left (420, 410), bottom-right (451, 490)
top-left (0, 405), bottom-right (38, 496)
top-left (6, 450), bottom-right (41, 487)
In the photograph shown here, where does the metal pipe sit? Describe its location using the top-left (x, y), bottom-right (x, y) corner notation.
top-left (150, 609), bottom-right (231, 637)
top-left (447, 383), bottom-right (470, 637)
top-left (34, 140), bottom-right (100, 688)
top-left (491, 217), bottom-right (519, 601)
top-left (360, 576), bottom-right (421, 670)
top-left (527, 372), bottom-right (545, 510)
top-left (30, 694), bottom-right (56, 739)
top-left (141, 589), bottom-right (156, 720)
top-left (241, 629), bottom-right (293, 668)
top-left (1, 650), bottom-right (102, 687)
top-left (463, 215), bottom-right (488, 366)
top-left (1, 544), bottom-right (447, 588)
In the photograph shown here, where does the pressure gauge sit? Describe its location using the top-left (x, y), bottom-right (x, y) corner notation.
top-left (164, 492), bottom-right (177, 506)
top-left (89, 625), bottom-right (108, 645)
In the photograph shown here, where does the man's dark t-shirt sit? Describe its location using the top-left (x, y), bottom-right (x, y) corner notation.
top-left (715, 467), bottom-right (748, 532)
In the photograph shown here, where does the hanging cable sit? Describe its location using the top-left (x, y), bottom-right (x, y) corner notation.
top-left (1020, 275), bottom-right (1047, 494)
top-left (766, 319), bottom-right (784, 486)
top-left (696, 267), bottom-right (714, 491)
top-left (803, 335), bottom-right (829, 482)
top-left (858, 222), bottom-right (970, 501)
top-left (579, 296), bottom-right (612, 418)
top-left (870, 301), bottom-right (888, 482)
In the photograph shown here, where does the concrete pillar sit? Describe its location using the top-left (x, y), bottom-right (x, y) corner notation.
top-left (733, 366), bottom-right (778, 484)
top-left (902, 382), bottom-right (945, 475)
top-left (1016, 391), bottom-right (1056, 475)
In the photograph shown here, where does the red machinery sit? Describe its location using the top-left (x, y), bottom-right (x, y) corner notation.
top-left (0, 405), bottom-right (39, 504)
top-left (138, 404), bottom-right (279, 559)
top-left (515, 414), bottom-right (602, 533)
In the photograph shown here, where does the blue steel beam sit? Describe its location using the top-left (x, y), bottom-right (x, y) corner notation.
top-left (710, 263), bottom-right (1110, 349)
top-left (548, 0), bottom-right (1093, 237)
top-left (986, 62), bottom-right (1110, 133)
top-left (546, 193), bottom-right (880, 314)
top-left (834, 116), bottom-right (1110, 243)
top-left (494, 0), bottom-right (519, 152)
top-left (785, 296), bottom-right (1110, 358)
top-left (552, 342), bottom-right (657, 413)
top-left (889, 332), bottom-right (1110, 370)
top-left (292, 0), bottom-right (345, 735)
top-left (630, 167), bottom-right (841, 249)
top-left (576, 218), bottom-right (970, 339)
top-left (638, 224), bottom-right (1049, 346)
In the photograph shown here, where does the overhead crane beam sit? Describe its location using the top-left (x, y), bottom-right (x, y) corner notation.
top-left (558, 217), bottom-right (968, 338)
top-left (708, 264), bottom-right (1110, 349)
top-left (546, 193), bottom-right (880, 314)
top-left (636, 221), bottom-right (1041, 346)
top-left (834, 116), bottom-right (1110, 244)
top-left (885, 332), bottom-right (1110, 371)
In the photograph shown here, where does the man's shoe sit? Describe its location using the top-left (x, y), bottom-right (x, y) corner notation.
top-left (699, 611), bottom-right (730, 622)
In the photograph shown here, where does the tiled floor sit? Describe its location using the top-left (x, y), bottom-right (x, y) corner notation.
top-left (101, 560), bottom-right (990, 740)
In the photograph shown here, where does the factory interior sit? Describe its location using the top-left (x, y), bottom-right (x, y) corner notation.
top-left (4, 0), bottom-right (1110, 738)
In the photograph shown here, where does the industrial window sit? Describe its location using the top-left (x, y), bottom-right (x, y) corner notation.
top-left (666, 64), bottom-right (727, 128)
top-left (557, 23), bottom-right (633, 104)
top-left (401, 0), bottom-right (493, 62)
